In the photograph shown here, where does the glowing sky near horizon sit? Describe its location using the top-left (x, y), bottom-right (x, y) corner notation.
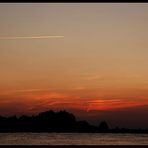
top-left (0, 3), bottom-right (148, 117)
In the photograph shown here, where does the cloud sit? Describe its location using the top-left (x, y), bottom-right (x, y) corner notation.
top-left (74, 87), bottom-right (86, 90)
top-left (86, 98), bottom-right (148, 112)
top-left (125, 74), bottom-right (143, 78)
top-left (10, 88), bottom-right (57, 93)
top-left (0, 35), bottom-right (64, 40)
top-left (84, 75), bottom-right (101, 80)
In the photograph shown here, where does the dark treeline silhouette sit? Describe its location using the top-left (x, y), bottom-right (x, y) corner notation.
top-left (0, 110), bottom-right (96, 133)
top-left (0, 110), bottom-right (148, 133)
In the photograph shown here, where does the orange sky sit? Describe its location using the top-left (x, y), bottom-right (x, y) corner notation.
top-left (0, 4), bottom-right (148, 122)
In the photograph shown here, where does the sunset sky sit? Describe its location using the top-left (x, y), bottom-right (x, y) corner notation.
top-left (0, 3), bottom-right (148, 128)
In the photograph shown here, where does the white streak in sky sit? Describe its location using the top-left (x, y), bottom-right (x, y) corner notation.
top-left (0, 36), bottom-right (64, 40)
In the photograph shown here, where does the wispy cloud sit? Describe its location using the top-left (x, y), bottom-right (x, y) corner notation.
top-left (85, 75), bottom-right (101, 81)
top-left (125, 74), bottom-right (143, 78)
top-left (86, 98), bottom-right (148, 112)
top-left (74, 87), bottom-right (86, 90)
top-left (10, 88), bottom-right (56, 92)
top-left (0, 35), bottom-right (64, 40)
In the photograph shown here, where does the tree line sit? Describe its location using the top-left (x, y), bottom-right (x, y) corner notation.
top-left (0, 110), bottom-right (147, 133)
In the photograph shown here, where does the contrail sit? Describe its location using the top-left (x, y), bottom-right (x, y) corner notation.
top-left (0, 35), bottom-right (64, 40)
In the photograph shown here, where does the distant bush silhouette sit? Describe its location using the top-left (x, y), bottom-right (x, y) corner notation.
top-left (98, 121), bottom-right (109, 131)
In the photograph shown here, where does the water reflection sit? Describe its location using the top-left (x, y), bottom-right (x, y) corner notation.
top-left (0, 133), bottom-right (148, 145)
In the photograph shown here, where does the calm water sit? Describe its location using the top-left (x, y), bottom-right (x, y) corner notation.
top-left (0, 133), bottom-right (148, 145)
